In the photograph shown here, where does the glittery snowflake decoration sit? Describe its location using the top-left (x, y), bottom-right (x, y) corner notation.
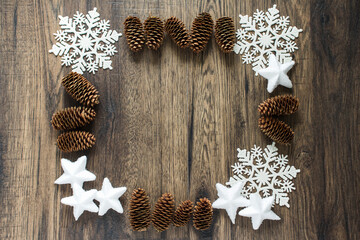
top-left (234, 5), bottom-right (302, 75)
top-left (226, 142), bottom-right (300, 208)
top-left (49, 8), bottom-right (122, 74)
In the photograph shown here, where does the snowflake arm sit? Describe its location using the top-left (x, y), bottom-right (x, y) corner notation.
top-left (49, 8), bottom-right (122, 74)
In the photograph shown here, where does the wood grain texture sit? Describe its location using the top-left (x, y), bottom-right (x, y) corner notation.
top-left (0, 0), bottom-right (359, 239)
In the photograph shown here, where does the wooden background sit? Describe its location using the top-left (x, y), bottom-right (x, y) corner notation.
top-left (0, 0), bottom-right (359, 239)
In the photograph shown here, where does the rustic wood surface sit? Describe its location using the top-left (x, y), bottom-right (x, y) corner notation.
top-left (0, 0), bottom-right (359, 239)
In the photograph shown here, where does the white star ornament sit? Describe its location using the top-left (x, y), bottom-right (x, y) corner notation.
top-left (238, 192), bottom-right (280, 230)
top-left (54, 156), bottom-right (96, 188)
top-left (95, 178), bottom-right (127, 216)
top-left (61, 185), bottom-right (98, 220)
top-left (212, 181), bottom-right (250, 224)
top-left (258, 53), bottom-right (295, 93)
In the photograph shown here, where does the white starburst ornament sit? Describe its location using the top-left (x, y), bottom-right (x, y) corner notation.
top-left (54, 156), bottom-right (96, 188)
top-left (95, 178), bottom-right (127, 216)
top-left (49, 8), bottom-right (122, 74)
top-left (234, 5), bottom-right (302, 75)
top-left (61, 185), bottom-right (99, 220)
top-left (258, 53), bottom-right (294, 93)
top-left (212, 181), bottom-right (250, 224)
top-left (226, 142), bottom-right (300, 208)
top-left (238, 192), bottom-right (280, 230)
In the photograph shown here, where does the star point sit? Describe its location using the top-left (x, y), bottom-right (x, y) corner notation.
top-left (95, 178), bottom-right (127, 216)
top-left (54, 156), bottom-right (96, 188)
top-left (258, 53), bottom-right (295, 93)
top-left (212, 181), bottom-right (249, 224)
top-left (61, 185), bottom-right (98, 220)
top-left (238, 192), bottom-right (280, 230)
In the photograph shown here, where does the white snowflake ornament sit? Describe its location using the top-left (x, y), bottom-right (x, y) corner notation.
top-left (226, 142), bottom-right (300, 208)
top-left (234, 5), bottom-right (302, 75)
top-left (49, 8), bottom-right (122, 74)
top-left (54, 156), bottom-right (96, 188)
top-left (95, 178), bottom-right (127, 216)
top-left (238, 192), bottom-right (280, 230)
top-left (61, 185), bottom-right (99, 220)
top-left (258, 53), bottom-right (295, 93)
top-left (212, 181), bottom-right (250, 224)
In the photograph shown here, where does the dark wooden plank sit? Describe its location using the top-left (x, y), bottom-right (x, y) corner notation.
top-left (0, 0), bottom-right (358, 239)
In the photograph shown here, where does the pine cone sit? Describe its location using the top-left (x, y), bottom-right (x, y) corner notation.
top-left (57, 131), bottom-right (96, 152)
top-left (258, 116), bottom-right (294, 144)
top-left (173, 200), bottom-right (193, 227)
top-left (62, 72), bottom-right (99, 107)
top-left (190, 12), bottom-right (214, 53)
top-left (144, 16), bottom-right (164, 50)
top-left (165, 17), bottom-right (190, 48)
top-left (214, 17), bottom-right (235, 53)
top-left (129, 188), bottom-right (151, 231)
top-left (51, 106), bottom-right (96, 130)
top-left (258, 95), bottom-right (299, 116)
top-left (193, 198), bottom-right (213, 230)
top-left (124, 16), bottom-right (145, 52)
top-left (152, 193), bottom-right (175, 232)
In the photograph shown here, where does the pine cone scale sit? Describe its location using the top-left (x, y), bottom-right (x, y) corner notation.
top-left (62, 72), bottom-right (99, 107)
top-left (215, 17), bottom-right (235, 53)
top-left (193, 198), bottom-right (213, 230)
top-left (258, 116), bottom-right (294, 144)
top-left (152, 193), bottom-right (175, 232)
top-left (51, 106), bottom-right (96, 130)
top-left (57, 131), bottom-right (96, 152)
top-left (130, 188), bottom-right (151, 231)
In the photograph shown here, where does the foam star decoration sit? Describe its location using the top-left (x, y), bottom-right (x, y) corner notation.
top-left (238, 192), bottom-right (280, 230)
top-left (95, 178), bottom-right (127, 216)
top-left (212, 181), bottom-right (250, 224)
top-left (54, 156), bottom-right (96, 188)
top-left (258, 53), bottom-right (295, 93)
top-left (61, 185), bottom-right (98, 220)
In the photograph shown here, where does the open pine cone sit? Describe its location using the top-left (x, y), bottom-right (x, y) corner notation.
top-left (129, 188), bottom-right (151, 231)
top-left (258, 95), bottom-right (299, 116)
top-left (214, 17), bottom-right (235, 53)
top-left (190, 12), bottom-right (214, 53)
top-left (152, 193), bottom-right (175, 232)
top-left (124, 16), bottom-right (145, 52)
top-left (193, 198), bottom-right (213, 230)
top-left (57, 131), bottom-right (96, 152)
top-left (258, 116), bottom-right (294, 144)
top-left (144, 16), bottom-right (164, 50)
top-left (173, 200), bottom-right (193, 227)
top-left (165, 17), bottom-right (190, 48)
top-left (62, 72), bottom-right (99, 107)
top-left (51, 106), bottom-right (96, 130)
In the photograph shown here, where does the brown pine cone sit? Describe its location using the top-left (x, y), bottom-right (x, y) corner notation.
top-left (152, 193), bottom-right (175, 232)
top-left (173, 200), bottom-right (193, 227)
top-left (144, 16), bottom-right (164, 50)
top-left (164, 17), bottom-right (190, 48)
top-left (190, 12), bottom-right (214, 53)
top-left (57, 131), bottom-right (96, 152)
top-left (124, 16), bottom-right (145, 52)
top-left (258, 95), bottom-right (299, 116)
top-left (51, 106), bottom-right (96, 130)
top-left (62, 72), bottom-right (99, 107)
top-left (214, 17), bottom-right (235, 53)
top-left (258, 116), bottom-right (294, 144)
top-left (129, 188), bottom-right (151, 231)
top-left (193, 198), bottom-right (213, 230)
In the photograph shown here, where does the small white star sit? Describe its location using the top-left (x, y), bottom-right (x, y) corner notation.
top-left (54, 156), bottom-right (96, 188)
top-left (95, 178), bottom-right (127, 216)
top-left (258, 53), bottom-right (295, 93)
top-left (61, 185), bottom-right (99, 220)
top-left (212, 182), bottom-right (250, 224)
top-left (238, 192), bottom-right (280, 230)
